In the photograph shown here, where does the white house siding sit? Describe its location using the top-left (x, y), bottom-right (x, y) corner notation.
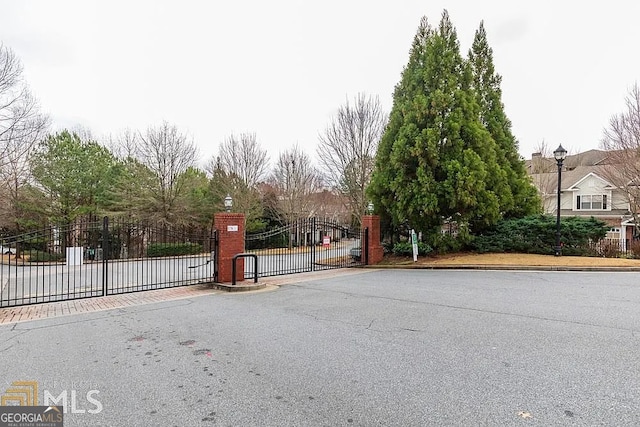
top-left (560, 192), bottom-right (574, 210)
top-left (611, 191), bottom-right (628, 210)
top-left (568, 174), bottom-right (613, 213)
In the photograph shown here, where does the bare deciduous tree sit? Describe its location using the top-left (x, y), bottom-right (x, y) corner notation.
top-left (107, 128), bottom-right (139, 160)
top-left (0, 43), bottom-right (49, 232)
top-left (204, 133), bottom-right (269, 226)
top-left (69, 125), bottom-right (94, 142)
top-left (317, 93), bottom-right (386, 225)
top-left (269, 145), bottom-right (322, 224)
top-left (138, 122), bottom-right (198, 225)
top-left (0, 44), bottom-right (48, 168)
top-left (207, 132), bottom-right (269, 188)
top-left (600, 82), bottom-right (640, 234)
top-left (528, 140), bottom-right (560, 214)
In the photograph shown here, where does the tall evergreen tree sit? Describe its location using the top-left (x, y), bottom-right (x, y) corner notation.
top-left (369, 16), bottom-right (436, 233)
top-left (105, 156), bottom-right (157, 220)
top-left (468, 22), bottom-right (540, 218)
top-left (369, 11), bottom-right (513, 239)
top-left (30, 130), bottom-right (118, 224)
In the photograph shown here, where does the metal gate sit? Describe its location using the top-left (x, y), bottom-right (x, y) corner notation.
top-left (244, 218), bottom-right (367, 278)
top-left (0, 217), bottom-right (216, 308)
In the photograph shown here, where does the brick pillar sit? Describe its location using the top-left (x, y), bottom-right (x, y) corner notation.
top-left (214, 212), bottom-right (245, 283)
top-left (362, 215), bottom-right (384, 265)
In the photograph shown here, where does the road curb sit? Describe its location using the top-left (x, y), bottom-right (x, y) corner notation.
top-left (366, 264), bottom-right (640, 272)
top-left (209, 282), bottom-right (268, 292)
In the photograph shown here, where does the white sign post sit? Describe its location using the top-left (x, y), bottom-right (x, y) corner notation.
top-left (410, 229), bottom-right (418, 262)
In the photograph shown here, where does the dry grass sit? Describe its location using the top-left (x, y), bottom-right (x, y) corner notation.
top-left (0, 254), bottom-right (15, 264)
top-left (382, 252), bottom-right (640, 267)
top-left (0, 253), bottom-right (32, 265)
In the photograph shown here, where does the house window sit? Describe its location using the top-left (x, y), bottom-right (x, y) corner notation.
top-left (576, 194), bottom-right (607, 210)
top-left (606, 228), bottom-right (621, 239)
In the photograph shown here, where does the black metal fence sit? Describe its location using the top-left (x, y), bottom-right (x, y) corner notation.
top-left (245, 218), bottom-right (366, 278)
top-left (588, 238), bottom-right (640, 258)
top-left (0, 217), bottom-right (215, 307)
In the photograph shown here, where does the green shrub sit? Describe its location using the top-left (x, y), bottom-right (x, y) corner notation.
top-left (22, 238), bottom-right (48, 252)
top-left (431, 234), bottom-right (463, 254)
top-left (392, 241), bottom-right (432, 256)
top-left (469, 215), bottom-right (608, 255)
top-left (27, 250), bottom-right (64, 263)
top-left (146, 242), bottom-right (203, 257)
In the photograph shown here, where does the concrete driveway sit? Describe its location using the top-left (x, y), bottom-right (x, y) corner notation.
top-left (1, 269), bottom-right (639, 426)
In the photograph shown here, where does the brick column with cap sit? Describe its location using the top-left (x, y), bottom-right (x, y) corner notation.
top-left (214, 212), bottom-right (245, 283)
top-left (362, 214), bottom-right (383, 265)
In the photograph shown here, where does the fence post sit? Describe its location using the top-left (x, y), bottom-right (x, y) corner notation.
top-left (311, 217), bottom-right (316, 272)
top-left (102, 216), bottom-right (109, 296)
top-left (211, 230), bottom-right (219, 282)
top-left (364, 227), bottom-right (369, 265)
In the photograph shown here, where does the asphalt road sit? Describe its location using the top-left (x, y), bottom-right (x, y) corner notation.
top-left (1, 269), bottom-right (640, 426)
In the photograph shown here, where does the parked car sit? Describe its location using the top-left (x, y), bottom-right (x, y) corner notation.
top-left (0, 245), bottom-right (16, 255)
top-left (350, 247), bottom-right (361, 261)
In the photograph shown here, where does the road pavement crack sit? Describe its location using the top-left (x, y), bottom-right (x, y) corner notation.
top-left (366, 319), bottom-right (375, 329)
top-left (292, 284), bottom-right (640, 334)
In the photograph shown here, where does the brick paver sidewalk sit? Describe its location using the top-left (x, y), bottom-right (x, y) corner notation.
top-left (0, 284), bottom-right (219, 325)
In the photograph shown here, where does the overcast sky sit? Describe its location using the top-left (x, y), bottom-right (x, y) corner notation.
top-left (2, 1), bottom-right (639, 167)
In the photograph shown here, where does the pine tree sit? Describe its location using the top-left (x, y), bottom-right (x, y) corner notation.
top-left (369, 16), bottom-right (437, 232)
top-left (369, 11), bottom-right (513, 239)
top-left (468, 22), bottom-right (540, 218)
top-left (30, 130), bottom-right (118, 225)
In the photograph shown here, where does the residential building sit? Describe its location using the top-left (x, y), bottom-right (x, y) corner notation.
top-left (526, 149), bottom-right (636, 245)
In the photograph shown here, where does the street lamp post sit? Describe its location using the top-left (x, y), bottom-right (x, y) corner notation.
top-left (224, 194), bottom-right (233, 213)
top-left (553, 144), bottom-right (567, 256)
top-left (367, 201), bottom-right (374, 214)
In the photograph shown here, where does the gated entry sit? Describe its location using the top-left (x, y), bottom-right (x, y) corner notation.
top-left (244, 218), bottom-right (367, 278)
top-left (0, 217), bottom-right (216, 308)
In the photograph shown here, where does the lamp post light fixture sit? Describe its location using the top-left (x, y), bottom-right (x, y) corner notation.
top-left (224, 194), bottom-right (233, 212)
top-left (553, 144), bottom-right (567, 256)
top-left (367, 201), bottom-right (374, 214)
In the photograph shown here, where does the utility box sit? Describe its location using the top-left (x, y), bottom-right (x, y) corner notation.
top-left (66, 247), bottom-right (83, 266)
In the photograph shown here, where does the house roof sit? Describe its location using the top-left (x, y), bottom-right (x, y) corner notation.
top-left (527, 149), bottom-right (629, 192)
top-left (567, 171), bottom-right (615, 190)
top-left (526, 149), bottom-right (619, 173)
top-left (564, 149), bottom-right (612, 168)
top-left (530, 165), bottom-right (619, 193)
